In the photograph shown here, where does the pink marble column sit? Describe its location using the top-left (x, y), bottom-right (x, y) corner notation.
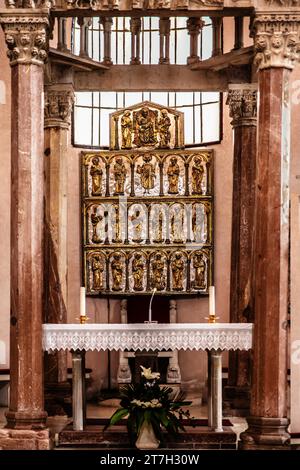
top-left (225, 85), bottom-right (257, 416)
top-left (0, 10), bottom-right (51, 449)
top-left (240, 14), bottom-right (300, 449)
top-left (44, 85), bottom-right (74, 415)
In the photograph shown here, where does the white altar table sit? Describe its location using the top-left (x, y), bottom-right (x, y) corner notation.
top-left (43, 323), bottom-right (253, 432)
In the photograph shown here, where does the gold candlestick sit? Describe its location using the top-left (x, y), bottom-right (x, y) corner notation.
top-left (77, 314), bottom-right (89, 324)
top-left (205, 314), bottom-right (219, 324)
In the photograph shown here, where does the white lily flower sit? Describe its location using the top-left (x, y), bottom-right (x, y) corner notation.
top-left (140, 365), bottom-right (161, 380)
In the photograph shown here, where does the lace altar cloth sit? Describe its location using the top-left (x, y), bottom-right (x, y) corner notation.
top-left (43, 323), bottom-right (253, 352)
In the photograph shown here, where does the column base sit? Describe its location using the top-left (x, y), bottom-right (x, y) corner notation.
top-left (239, 417), bottom-right (290, 450)
top-left (223, 385), bottom-right (250, 417)
top-left (5, 410), bottom-right (48, 430)
top-left (45, 381), bottom-right (72, 417)
top-left (0, 428), bottom-right (52, 450)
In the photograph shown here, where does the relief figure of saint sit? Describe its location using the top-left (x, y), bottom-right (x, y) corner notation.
top-left (135, 107), bottom-right (157, 147)
top-left (158, 109), bottom-right (171, 148)
top-left (90, 156), bottom-right (103, 196)
top-left (132, 253), bottom-right (144, 291)
top-left (121, 110), bottom-right (132, 149)
top-left (91, 255), bottom-right (104, 290)
top-left (153, 211), bottom-right (163, 243)
top-left (111, 253), bottom-right (123, 291)
top-left (112, 204), bottom-right (121, 243)
top-left (91, 207), bottom-right (103, 244)
top-left (171, 207), bottom-right (184, 243)
top-left (137, 155), bottom-right (156, 192)
top-left (151, 253), bottom-right (166, 291)
top-left (167, 156), bottom-right (180, 194)
top-left (193, 253), bottom-right (206, 289)
top-left (192, 157), bottom-right (204, 195)
top-left (114, 156), bottom-right (127, 195)
top-left (130, 209), bottom-right (143, 243)
top-left (171, 253), bottom-right (184, 291)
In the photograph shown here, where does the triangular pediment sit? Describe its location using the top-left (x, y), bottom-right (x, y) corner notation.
top-left (110, 101), bottom-right (184, 150)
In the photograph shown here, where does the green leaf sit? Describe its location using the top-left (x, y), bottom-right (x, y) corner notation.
top-left (109, 408), bottom-right (129, 425)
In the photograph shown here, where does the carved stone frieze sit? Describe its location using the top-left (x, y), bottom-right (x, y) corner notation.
top-left (62, 0), bottom-right (223, 11)
top-left (0, 13), bottom-right (50, 66)
top-left (251, 14), bottom-right (300, 70)
top-left (226, 86), bottom-right (257, 127)
top-left (4, 0), bottom-right (55, 7)
top-left (44, 88), bottom-right (75, 128)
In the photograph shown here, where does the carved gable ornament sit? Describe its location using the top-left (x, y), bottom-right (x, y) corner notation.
top-left (110, 101), bottom-right (184, 151)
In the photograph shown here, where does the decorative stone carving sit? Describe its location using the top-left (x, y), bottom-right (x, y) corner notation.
top-left (251, 14), bottom-right (300, 70)
top-left (226, 86), bottom-right (257, 127)
top-left (5, 0), bottom-right (55, 7)
top-left (44, 89), bottom-right (75, 128)
top-left (0, 13), bottom-right (50, 66)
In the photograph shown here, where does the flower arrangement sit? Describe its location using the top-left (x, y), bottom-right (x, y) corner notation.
top-left (107, 366), bottom-right (192, 446)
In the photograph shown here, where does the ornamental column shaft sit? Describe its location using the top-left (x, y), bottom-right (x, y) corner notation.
top-left (225, 85), bottom-right (257, 416)
top-left (240, 12), bottom-right (300, 449)
top-left (0, 9), bottom-right (50, 448)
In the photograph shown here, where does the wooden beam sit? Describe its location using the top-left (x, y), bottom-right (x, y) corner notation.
top-left (190, 46), bottom-right (254, 71)
top-left (49, 48), bottom-right (110, 72)
top-left (74, 64), bottom-right (251, 92)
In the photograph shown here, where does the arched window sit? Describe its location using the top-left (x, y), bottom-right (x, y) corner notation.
top-left (72, 17), bottom-right (221, 148)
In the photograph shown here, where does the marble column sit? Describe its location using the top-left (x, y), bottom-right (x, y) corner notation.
top-left (187, 17), bottom-right (204, 65)
top-left (224, 85), bottom-right (257, 416)
top-left (44, 85), bottom-right (74, 415)
top-left (240, 14), bottom-right (300, 449)
top-left (0, 9), bottom-right (51, 449)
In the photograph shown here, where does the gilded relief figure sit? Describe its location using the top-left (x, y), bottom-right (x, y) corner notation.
top-left (130, 209), bottom-right (143, 242)
top-left (111, 253), bottom-right (123, 291)
top-left (171, 206), bottom-right (184, 243)
top-left (192, 157), bottom-right (204, 195)
top-left (91, 207), bottom-right (103, 244)
top-left (112, 204), bottom-right (122, 243)
top-left (121, 110), bottom-right (132, 149)
top-left (113, 156), bottom-right (127, 195)
top-left (193, 253), bottom-right (206, 289)
top-left (171, 253), bottom-right (184, 291)
top-left (167, 157), bottom-right (180, 194)
top-left (137, 155), bottom-right (156, 192)
top-left (90, 156), bottom-right (103, 196)
top-left (132, 253), bottom-right (145, 291)
top-left (91, 255), bottom-right (104, 290)
top-left (134, 107), bottom-right (157, 147)
top-left (153, 211), bottom-right (163, 243)
top-left (151, 253), bottom-right (166, 291)
top-left (158, 109), bottom-right (171, 148)
top-left (192, 205), bottom-right (202, 243)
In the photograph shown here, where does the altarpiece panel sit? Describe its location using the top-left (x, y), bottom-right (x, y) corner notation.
top-left (82, 101), bottom-right (213, 296)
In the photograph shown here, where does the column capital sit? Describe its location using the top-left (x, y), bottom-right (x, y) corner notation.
top-left (130, 17), bottom-right (141, 34)
top-left (187, 17), bottom-right (205, 35)
top-left (251, 13), bottom-right (300, 70)
top-left (226, 85), bottom-right (257, 128)
top-left (44, 85), bottom-right (75, 129)
top-left (0, 10), bottom-right (50, 66)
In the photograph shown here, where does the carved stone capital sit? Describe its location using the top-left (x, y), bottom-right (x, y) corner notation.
top-left (44, 87), bottom-right (75, 128)
top-left (226, 85), bottom-right (257, 128)
top-left (4, 0), bottom-right (54, 7)
top-left (187, 17), bottom-right (205, 35)
top-left (251, 13), bottom-right (300, 70)
top-left (0, 11), bottom-right (50, 66)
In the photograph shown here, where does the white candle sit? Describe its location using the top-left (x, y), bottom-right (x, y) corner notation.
top-left (209, 286), bottom-right (215, 317)
top-left (80, 287), bottom-right (86, 316)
